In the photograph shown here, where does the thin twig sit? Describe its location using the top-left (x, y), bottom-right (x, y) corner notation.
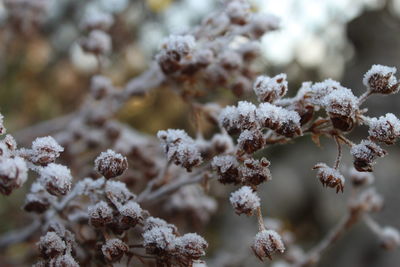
top-left (333, 135), bottom-right (342, 170)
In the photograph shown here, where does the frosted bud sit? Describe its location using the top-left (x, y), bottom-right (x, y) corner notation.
top-left (218, 50), bottom-right (242, 70)
top-left (118, 201), bottom-right (143, 227)
top-left (88, 201), bottom-right (113, 228)
top-left (368, 113), bottom-right (400, 145)
top-left (252, 230), bottom-right (285, 261)
top-left (211, 134), bottom-right (234, 154)
top-left (105, 180), bottom-right (135, 206)
top-left (231, 76), bottom-right (252, 97)
top-left (240, 158), bottom-right (271, 186)
top-left (174, 233), bottom-right (208, 259)
top-left (94, 149), bottom-right (128, 179)
top-left (24, 182), bottom-right (55, 213)
top-left (313, 163), bottom-right (345, 193)
top-left (39, 163), bottom-right (72, 196)
top-left (143, 226), bottom-right (176, 255)
top-left (81, 10), bottom-right (114, 31)
top-left (247, 13), bottom-right (280, 38)
top-left (380, 227), bottom-right (400, 250)
top-left (229, 186), bottom-right (260, 216)
top-left (101, 238), bottom-right (128, 262)
top-left (363, 65), bottom-right (400, 95)
top-left (212, 155), bottom-right (241, 185)
top-left (90, 75), bottom-right (113, 100)
top-left (348, 167), bottom-right (374, 187)
top-left (144, 216), bottom-right (178, 233)
top-left (238, 129), bottom-right (265, 155)
top-left (0, 113), bottom-right (5, 135)
top-left (226, 0), bottom-right (251, 25)
top-left (30, 136), bottom-right (64, 165)
top-left (0, 156), bottom-right (28, 195)
top-left (253, 74), bottom-right (288, 103)
top-left (37, 231), bottom-right (66, 258)
top-left (3, 134), bottom-right (17, 151)
top-left (350, 140), bottom-right (386, 172)
top-left (219, 105), bottom-right (240, 134)
top-left (80, 30), bottom-right (112, 55)
top-left (51, 253), bottom-right (79, 267)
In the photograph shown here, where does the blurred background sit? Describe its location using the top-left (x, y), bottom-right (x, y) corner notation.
top-left (0, 0), bottom-right (400, 266)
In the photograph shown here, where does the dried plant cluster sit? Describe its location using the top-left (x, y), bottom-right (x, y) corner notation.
top-left (0, 0), bottom-right (399, 267)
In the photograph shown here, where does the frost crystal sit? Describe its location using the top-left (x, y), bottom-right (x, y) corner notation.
top-left (237, 129), bottom-right (265, 154)
top-left (368, 113), bottom-right (400, 144)
top-left (229, 186), bottom-right (260, 216)
top-left (39, 163), bottom-right (72, 196)
top-left (252, 230), bottom-right (285, 260)
top-left (157, 129), bottom-right (202, 171)
top-left (253, 74), bottom-right (288, 103)
top-left (30, 136), bottom-right (64, 165)
top-left (174, 233), bottom-right (208, 259)
top-left (0, 156), bottom-right (28, 195)
top-left (143, 226), bottom-right (176, 254)
top-left (363, 65), bottom-right (399, 94)
top-left (240, 158), bottom-right (271, 186)
top-left (94, 149), bottom-right (128, 179)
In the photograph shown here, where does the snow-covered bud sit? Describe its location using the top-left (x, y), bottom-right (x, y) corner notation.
top-left (88, 201), bottom-right (113, 228)
top-left (219, 105), bottom-right (240, 134)
top-left (240, 158), bottom-right (271, 186)
top-left (313, 163), bottom-right (345, 193)
top-left (101, 238), bottom-right (128, 262)
top-left (218, 50), bottom-right (242, 70)
top-left (94, 149), bottom-right (128, 179)
top-left (174, 233), bottom-right (208, 260)
top-left (118, 201), bottom-right (143, 227)
top-left (238, 129), bottom-right (265, 155)
top-left (39, 163), bottom-right (72, 196)
top-left (80, 30), bottom-right (112, 55)
top-left (252, 230), bottom-right (285, 261)
top-left (24, 182), bottom-right (55, 213)
top-left (247, 13), bottom-right (280, 38)
top-left (144, 217), bottom-right (178, 233)
top-left (226, 0), bottom-right (251, 25)
top-left (157, 129), bottom-right (202, 171)
top-left (256, 103), bottom-right (302, 137)
top-left (0, 156), bottom-right (28, 195)
top-left (51, 253), bottom-right (79, 267)
top-left (351, 140), bottom-right (386, 172)
top-left (308, 79), bottom-right (341, 106)
top-left (105, 180), bottom-right (135, 206)
top-left (211, 134), bottom-right (234, 154)
top-left (30, 136), bottom-right (64, 165)
top-left (323, 87), bottom-right (358, 131)
top-left (37, 231), bottom-right (66, 258)
top-left (253, 74), bottom-right (288, 103)
top-left (3, 134), bottom-right (17, 151)
top-left (90, 75), bottom-right (113, 100)
top-left (348, 168), bottom-right (374, 187)
top-left (230, 76), bottom-right (252, 97)
top-left (368, 113), bottom-right (400, 145)
top-left (211, 155), bottom-right (241, 184)
top-left (363, 65), bottom-right (400, 95)
top-left (379, 227), bottom-right (400, 250)
top-left (143, 226), bottom-right (176, 255)
top-left (229, 186), bottom-right (260, 216)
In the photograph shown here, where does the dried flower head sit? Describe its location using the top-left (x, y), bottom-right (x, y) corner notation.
top-left (39, 163), bottom-right (72, 196)
top-left (219, 101), bottom-right (258, 133)
top-left (174, 233), bottom-right (208, 260)
top-left (363, 65), bottom-right (400, 95)
top-left (51, 253), bottom-right (79, 267)
top-left (225, 0), bottom-right (251, 25)
top-left (253, 74), bottom-right (288, 103)
top-left (0, 113), bottom-right (5, 135)
top-left (90, 75), bottom-right (113, 100)
top-left (105, 180), bottom-right (135, 206)
top-left (101, 238), bottom-right (128, 262)
top-left (37, 231), bottom-right (66, 258)
top-left (252, 229), bottom-right (285, 261)
top-left (143, 226), bottom-right (176, 255)
top-left (118, 201), bottom-right (143, 227)
top-left (24, 182), bottom-right (55, 213)
top-left (237, 129), bottom-right (265, 155)
top-left (30, 136), bottom-right (64, 165)
top-left (229, 186), bottom-right (260, 216)
top-left (313, 163), bottom-right (345, 193)
top-left (88, 201), bottom-right (113, 228)
top-left (350, 140), bottom-right (386, 172)
top-left (144, 217), bottom-right (178, 234)
top-left (240, 158), bottom-right (271, 186)
top-left (94, 149), bottom-right (128, 179)
top-left (0, 156), bottom-right (28, 195)
top-left (379, 227), bottom-right (400, 250)
top-left (368, 113), bottom-right (400, 145)
top-left (212, 155), bottom-right (241, 185)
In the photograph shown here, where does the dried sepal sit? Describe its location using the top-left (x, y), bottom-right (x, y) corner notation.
top-left (313, 163), bottom-right (345, 193)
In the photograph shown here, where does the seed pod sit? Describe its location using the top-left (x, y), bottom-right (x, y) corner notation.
top-left (118, 201), bottom-right (143, 227)
top-left (252, 230), bottom-right (285, 261)
top-left (101, 238), bottom-right (128, 262)
top-left (51, 253), bottom-right (79, 267)
top-left (105, 180), bottom-right (135, 206)
top-left (313, 163), bottom-right (345, 193)
top-left (363, 65), bottom-right (400, 95)
top-left (37, 231), bottom-right (66, 258)
top-left (211, 155), bottom-right (241, 185)
top-left (253, 74), bottom-right (288, 103)
top-left (143, 226), bottom-right (176, 255)
top-left (237, 129), bottom-right (265, 155)
top-left (94, 149), bottom-right (128, 179)
top-left (229, 186), bottom-right (260, 216)
top-left (0, 156), bottom-right (28, 195)
top-left (240, 158), bottom-right (271, 186)
top-left (88, 201), bottom-right (113, 228)
top-left (24, 183), bottom-right (55, 213)
top-left (39, 163), bottom-right (72, 196)
top-left (351, 140), bottom-right (387, 172)
top-left (352, 188), bottom-right (384, 213)
top-left (368, 113), bottom-right (400, 145)
top-left (143, 217), bottom-right (178, 234)
top-left (30, 136), bottom-right (64, 165)
top-left (174, 233), bottom-right (208, 260)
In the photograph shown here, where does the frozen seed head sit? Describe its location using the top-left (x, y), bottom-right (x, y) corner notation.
top-left (256, 103), bottom-right (301, 137)
top-left (51, 253), bottom-right (79, 267)
top-left (229, 186), bottom-right (260, 216)
top-left (0, 113), bottom-right (5, 135)
top-left (101, 238), bottom-right (128, 262)
top-left (30, 136), bottom-right (64, 165)
top-left (90, 75), bottom-right (113, 100)
top-left (379, 227), bottom-right (400, 250)
top-left (247, 13), bottom-right (280, 38)
top-left (252, 230), bottom-right (285, 261)
top-left (313, 163), bottom-right (345, 193)
top-left (211, 134), bottom-right (234, 154)
top-left (94, 149), bottom-right (128, 179)
top-left (240, 158), bottom-right (271, 186)
top-left (219, 101), bottom-right (258, 133)
top-left (218, 50), bottom-right (242, 70)
top-left (118, 201), bottom-right (143, 227)
top-left (368, 113), bottom-right (400, 145)
top-left (363, 65), bottom-right (400, 95)
top-left (105, 180), bottom-right (135, 205)
top-left (0, 156), bottom-right (28, 195)
top-left (225, 0), bottom-right (251, 25)
top-left (309, 79), bottom-right (342, 106)
top-left (37, 231), bottom-right (66, 258)
top-left (80, 29), bottom-right (112, 55)
top-left (24, 182), bottom-right (55, 213)
top-left (238, 129), bottom-right (265, 155)
top-left (212, 155), bottom-right (241, 185)
top-left (253, 74), bottom-right (288, 103)
top-left (348, 167), bottom-right (374, 187)
top-left (40, 163), bottom-right (72, 196)
top-left (350, 140), bottom-right (386, 172)
top-left (219, 105), bottom-right (240, 134)
top-left (157, 129), bottom-right (202, 171)
top-left (144, 216), bottom-right (178, 233)
top-left (174, 233), bottom-right (208, 259)
top-left (88, 201), bottom-right (113, 228)
top-left (143, 226), bottom-right (176, 255)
